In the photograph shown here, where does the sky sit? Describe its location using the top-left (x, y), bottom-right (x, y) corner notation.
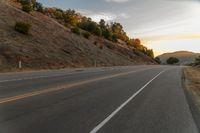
top-left (38, 0), bottom-right (200, 56)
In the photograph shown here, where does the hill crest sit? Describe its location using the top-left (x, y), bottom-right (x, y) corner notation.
top-left (0, 0), bottom-right (155, 72)
top-left (158, 51), bottom-right (200, 65)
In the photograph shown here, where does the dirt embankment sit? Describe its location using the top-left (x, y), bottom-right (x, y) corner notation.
top-left (184, 67), bottom-right (200, 109)
top-left (0, 1), bottom-right (155, 72)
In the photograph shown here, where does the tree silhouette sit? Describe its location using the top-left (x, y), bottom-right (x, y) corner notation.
top-left (167, 57), bottom-right (179, 64)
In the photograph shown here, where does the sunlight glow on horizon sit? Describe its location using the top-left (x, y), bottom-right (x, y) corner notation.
top-left (38, 0), bottom-right (200, 56)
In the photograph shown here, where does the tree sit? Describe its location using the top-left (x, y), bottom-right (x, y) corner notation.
top-left (22, 4), bottom-right (32, 13)
top-left (155, 57), bottom-right (161, 64)
top-left (20, 0), bottom-right (36, 13)
top-left (146, 49), bottom-right (154, 58)
top-left (94, 27), bottom-right (102, 36)
top-left (99, 19), bottom-right (106, 29)
top-left (130, 39), bottom-right (143, 51)
top-left (20, 0), bottom-right (31, 5)
top-left (167, 57), bottom-right (179, 64)
top-left (110, 22), bottom-right (129, 42)
top-left (78, 18), bottom-right (102, 36)
top-left (87, 21), bottom-right (97, 33)
top-left (103, 29), bottom-right (113, 40)
top-left (64, 9), bottom-right (80, 26)
top-left (33, 2), bottom-right (43, 12)
top-left (195, 56), bottom-right (200, 65)
top-left (53, 9), bottom-right (64, 19)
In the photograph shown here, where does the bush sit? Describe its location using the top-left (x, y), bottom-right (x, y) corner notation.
top-left (20, 0), bottom-right (30, 5)
top-left (71, 27), bottom-right (80, 35)
top-left (83, 32), bottom-right (91, 39)
top-left (33, 2), bottom-right (44, 13)
top-left (195, 56), bottom-right (200, 65)
top-left (94, 27), bottom-right (102, 37)
top-left (166, 57), bottom-right (179, 64)
top-left (155, 57), bottom-right (161, 64)
top-left (22, 4), bottom-right (32, 13)
top-left (15, 22), bottom-right (31, 34)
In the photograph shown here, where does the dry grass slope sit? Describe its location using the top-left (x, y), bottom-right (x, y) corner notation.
top-left (184, 67), bottom-right (200, 109)
top-left (0, 0), bottom-right (155, 72)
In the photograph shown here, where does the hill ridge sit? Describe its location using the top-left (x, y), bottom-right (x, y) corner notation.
top-left (0, 0), bottom-right (155, 72)
top-left (158, 51), bottom-right (200, 65)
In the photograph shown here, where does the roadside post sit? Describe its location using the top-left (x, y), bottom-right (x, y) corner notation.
top-left (17, 56), bottom-right (22, 69)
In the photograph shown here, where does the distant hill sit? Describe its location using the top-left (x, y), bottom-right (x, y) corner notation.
top-left (0, 0), bottom-right (155, 72)
top-left (158, 51), bottom-right (200, 65)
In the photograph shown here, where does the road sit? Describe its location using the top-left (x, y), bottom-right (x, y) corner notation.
top-left (0, 65), bottom-right (198, 133)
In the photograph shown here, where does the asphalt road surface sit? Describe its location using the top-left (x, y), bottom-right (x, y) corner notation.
top-left (0, 65), bottom-right (198, 133)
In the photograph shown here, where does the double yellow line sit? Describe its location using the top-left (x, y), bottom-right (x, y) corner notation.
top-left (0, 67), bottom-right (157, 104)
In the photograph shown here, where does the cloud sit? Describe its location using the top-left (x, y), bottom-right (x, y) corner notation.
top-left (78, 9), bottom-right (130, 22)
top-left (104, 0), bottom-right (129, 3)
top-left (142, 34), bottom-right (200, 41)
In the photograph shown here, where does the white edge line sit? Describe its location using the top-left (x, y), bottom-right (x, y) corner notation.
top-left (89, 69), bottom-right (166, 133)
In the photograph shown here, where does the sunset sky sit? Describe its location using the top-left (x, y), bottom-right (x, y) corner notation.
top-left (38, 0), bottom-right (200, 56)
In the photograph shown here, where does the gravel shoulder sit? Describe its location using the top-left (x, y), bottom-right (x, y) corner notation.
top-left (184, 67), bottom-right (200, 131)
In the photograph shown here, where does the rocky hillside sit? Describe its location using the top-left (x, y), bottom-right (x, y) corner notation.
top-left (0, 0), bottom-right (155, 72)
top-left (158, 51), bottom-right (200, 65)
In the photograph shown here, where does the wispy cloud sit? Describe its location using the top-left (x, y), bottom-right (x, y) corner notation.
top-left (142, 34), bottom-right (200, 41)
top-left (38, 0), bottom-right (200, 55)
top-left (78, 9), bottom-right (129, 22)
top-left (104, 0), bottom-right (129, 3)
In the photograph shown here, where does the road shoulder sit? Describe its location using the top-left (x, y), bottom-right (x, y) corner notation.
top-left (183, 67), bottom-right (200, 131)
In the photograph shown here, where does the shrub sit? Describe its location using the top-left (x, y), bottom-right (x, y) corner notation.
top-left (20, 0), bottom-right (30, 5)
top-left (83, 32), bottom-right (91, 39)
top-left (166, 57), bottom-right (179, 65)
top-left (33, 2), bottom-right (44, 13)
top-left (195, 56), bottom-right (200, 65)
top-left (71, 27), bottom-right (80, 35)
top-left (155, 57), bottom-right (161, 64)
top-left (94, 27), bottom-right (102, 37)
top-left (15, 22), bottom-right (31, 34)
top-left (22, 4), bottom-right (32, 13)
top-left (53, 10), bottom-right (63, 19)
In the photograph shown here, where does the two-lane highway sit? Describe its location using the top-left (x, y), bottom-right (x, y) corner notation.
top-left (0, 65), bottom-right (198, 133)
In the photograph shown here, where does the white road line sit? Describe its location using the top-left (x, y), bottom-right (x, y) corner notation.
top-left (89, 70), bottom-right (166, 133)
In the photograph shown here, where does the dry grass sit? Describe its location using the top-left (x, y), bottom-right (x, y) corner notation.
top-left (0, 1), bottom-right (155, 72)
top-left (184, 67), bottom-right (200, 108)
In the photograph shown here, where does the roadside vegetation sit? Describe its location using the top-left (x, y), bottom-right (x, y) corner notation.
top-left (15, 21), bottom-right (31, 34)
top-left (184, 55), bottom-right (200, 109)
top-left (154, 57), bottom-right (161, 64)
top-left (184, 67), bottom-right (200, 109)
top-left (19, 0), bottom-right (44, 13)
top-left (16, 0), bottom-right (155, 59)
top-left (195, 56), bottom-right (200, 66)
top-left (167, 57), bottom-right (179, 64)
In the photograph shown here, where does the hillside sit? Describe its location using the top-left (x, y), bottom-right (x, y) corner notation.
top-left (0, 0), bottom-right (155, 72)
top-left (158, 51), bottom-right (200, 65)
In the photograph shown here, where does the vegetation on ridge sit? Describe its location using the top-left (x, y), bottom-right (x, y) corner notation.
top-left (17, 0), bottom-right (154, 59)
top-left (167, 57), bottom-right (179, 65)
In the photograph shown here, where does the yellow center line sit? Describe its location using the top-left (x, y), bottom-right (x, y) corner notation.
top-left (0, 67), bottom-right (158, 104)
